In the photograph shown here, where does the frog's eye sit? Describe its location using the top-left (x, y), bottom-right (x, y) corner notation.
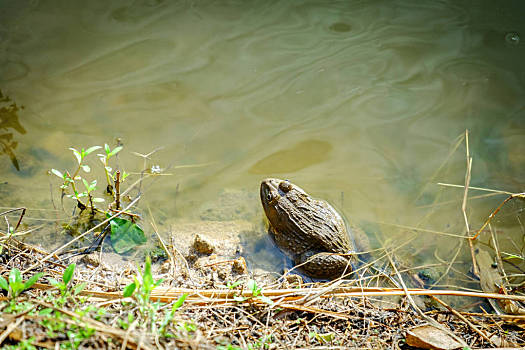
top-left (266, 192), bottom-right (273, 201)
top-left (279, 181), bottom-right (292, 193)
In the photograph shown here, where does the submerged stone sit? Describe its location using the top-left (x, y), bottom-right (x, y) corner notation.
top-left (329, 22), bottom-right (352, 33)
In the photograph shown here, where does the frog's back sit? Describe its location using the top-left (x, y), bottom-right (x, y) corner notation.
top-left (260, 178), bottom-right (354, 259)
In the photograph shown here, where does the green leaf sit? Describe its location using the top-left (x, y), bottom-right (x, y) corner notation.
top-left (123, 282), bottom-right (136, 297)
top-left (23, 272), bottom-right (43, 290)
top-left (0, 276), bottom-right (8, 291)
top-left (39, 308), bottom-right (53, 316)
top-left (154, 278), bottom-right (164, 288)
top-left (74, 282), bottom-right (87, 295)
top-left (82, 179), bottom-right (96, 193)
top-left (184, 322), bottom-right (196, 332)
top-left (81, 164), bottom-right (91, 173)
top-left (143, 256), bottom-right (153, 288)
top-left (318, 333), bottom-right (334, 342)
top-left (9, 268), bottom-right (22, 284)
top-left (47, 277), bottom-right (61, 287)
top-left (108, 146), bottom-right (123, 158)
top-left (109, 218), bottom-right (147, 254)
top-left (233, 295), bottom-right (246, 302)
top-left (227, 281), bottom-right (243, 289)
top-left (247, 279), bottom-right (260, 296)
top-left (63, 263), bottom-right (76, 285)
top-left (85, 146), bottom-right (102, 156)
top-left (104, 143), bottom-right (111, 155)
top-left (51, 169), bottom-right (63, 178)
top-left (93, 197), bottom-right (105, 203)
top-left (172, 293), bottom-right (187, 311)
top-left (70, 148), bottom-right (81, 164)
top-left (501, 253), bottom-right (524, 260)
top-left (309, 331), bottom-right (334, 343)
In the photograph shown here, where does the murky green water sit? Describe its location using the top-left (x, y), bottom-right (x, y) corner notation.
top-left (1, 0), bottom-right (524, 283)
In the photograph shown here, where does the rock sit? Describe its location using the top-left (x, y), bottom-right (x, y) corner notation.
top-left (81, 253), bottom-right (100, 267)
top-left (232, 257), bottom-right (248, 275)
top-left (217, 266), bottom-right (229, 280)
top-left (193, 233), bottom-right (215, 254)
top-left (159, 261), bottom-right (171, 274)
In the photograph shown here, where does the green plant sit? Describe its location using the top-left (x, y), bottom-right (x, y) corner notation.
top-left (217, 345), bottom-right (242, 350)
top-left (308, 331), bottom-right (335, 344)
top-left (117, 312), bottom-right (135, 330)
top-left (230, 279), bottom-right (273, 305)
top-left (123, 256), bottom-right (164, 331)
top-left (51, 146), bottom-right (103, 208)
top-left (175, 320), bottom-right (197, 337)
top-left (159, 293), bottom-right (187, 337)
top-left (226, 280), bottom-right (243, 289)
top-left (39, 306), bottom-right (95, 349)
top-left (246, 335), bottom-right (274, 349)
top-left (2, 336), bottom-right (37, 350)
top-left (123, 256), bottom-right (163, 306)
top-left (47, 263), bottom-right (85, 306)
top-left (122, 256), bottom-right (188, 336)
top-left (98, 143), bottom-right (123, 193)
top-left (50, 143), bottom-right (146, 253)
top-left (0, 268), bottom-right (42, 313)
top-left (0, 268), bottom-right (42, 300)
top-left (66, 325), bottom-right (95, 349)
top-left (39, 309), bottom-right (66, 338)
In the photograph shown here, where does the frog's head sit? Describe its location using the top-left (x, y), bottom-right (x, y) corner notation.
top-left (260, 178), bottom-right (304, 225)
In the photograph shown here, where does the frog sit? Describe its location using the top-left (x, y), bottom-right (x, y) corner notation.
top-left (260, 178), bottom-right (361, 279)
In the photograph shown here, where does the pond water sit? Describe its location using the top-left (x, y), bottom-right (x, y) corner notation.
top-left (1, 0), bottom-right (524, 285)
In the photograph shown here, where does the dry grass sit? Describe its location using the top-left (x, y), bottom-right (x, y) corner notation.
top-left (1, 236), bottom-right (524, 349)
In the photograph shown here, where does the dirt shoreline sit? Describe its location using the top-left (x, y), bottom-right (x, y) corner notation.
top-left (1, 222), bottom-right (524, 349)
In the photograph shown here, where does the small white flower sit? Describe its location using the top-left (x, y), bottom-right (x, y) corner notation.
top-left (151, 165), bottom-right (162, 174)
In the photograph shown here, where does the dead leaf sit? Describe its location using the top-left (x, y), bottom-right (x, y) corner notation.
top-left (489, 334), bottom-right (520, 348)
top-left (406, 324), bottom-right (462, 350)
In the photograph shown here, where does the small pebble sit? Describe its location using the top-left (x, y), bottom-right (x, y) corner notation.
top-left (284, 273), bottom-right (303, 286)
top-left (80, 253), bottom-right (100, 267)
top-left (232, 257), bottom-right (248, 275)
top-left (159, 261), bottom-right (171, 274)
top-left (217, 267), bottom-right (229, 280)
